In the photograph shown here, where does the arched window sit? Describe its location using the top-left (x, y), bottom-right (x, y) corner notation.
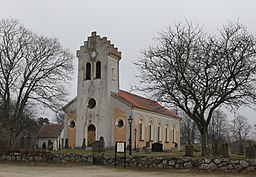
top-left (157, 121), bottom-right (162, 142)
top-left (96, 61), bottom-right (101, 79)
top-left (149, 119), bottom-right (154, 141)
top-left (165, 123), bottom-right (170, 143)
top-left (138, 117), bottom-right (145, 141)
top-left (173, 125), bottom-right (176, 143)
top-left (86, 63), bottom-right (91, 80)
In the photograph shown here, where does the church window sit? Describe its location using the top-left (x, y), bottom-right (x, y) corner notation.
top-left (139, 123), bottom-right (143, 140)
top-left (86, 63), bottom-right (91, 80)
top-left (116, 118), bottom-right (125, 129)
top-left (157, 121), bottom-right (162, 142)
top-left (149, 119), bottom-right (154, 141)
top-left (68, 119), bottom-right (76, 128)
top-left (87, 98), bottom-right (96, 109)
top-left (172, 125), bottom-right (176, 143)
top-left (165, 123), bottom-right (170, 143)
top-left (138, 118), bottom-right (145, 140)
top-left (96, 61), bottom-right (101, 79)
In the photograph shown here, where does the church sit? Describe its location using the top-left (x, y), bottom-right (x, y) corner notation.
top-left (63, 32), bottom-right (181, 151)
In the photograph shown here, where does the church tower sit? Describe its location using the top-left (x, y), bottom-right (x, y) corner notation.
top-left (75, 32), bottom-right (121, 148)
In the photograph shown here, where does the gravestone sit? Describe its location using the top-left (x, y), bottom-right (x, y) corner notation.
top-left (151, 142), bottom-right (163, 152)
top-left (185, 145), bottom-right (194, 156)
top-left (238, 144), bottom-right (244, 155)
top-left (92, 137), bottom-right (105, 165)
top-left (222, 143), bottom-right (229, 158)
top-left (212, 139), bottom-right (221, 156)
top-left (245, 145), bottom-right (256, 159)
top-left (142, 141), bottom-right (150, 152)
top-left (92, 137), bottom-right (105, 152)
top-left (146, 141), bottom-right (150, 147)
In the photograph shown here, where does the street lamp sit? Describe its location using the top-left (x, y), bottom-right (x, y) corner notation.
top-left (134, 128), bottom-right (137, 151)
top-left (128, 115), bottom-right (133, 155)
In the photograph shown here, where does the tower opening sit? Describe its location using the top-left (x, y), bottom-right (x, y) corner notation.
top-left (96, 61), bottom-right (101, 79)
top-left (86, 63), bottom-right (91, 80)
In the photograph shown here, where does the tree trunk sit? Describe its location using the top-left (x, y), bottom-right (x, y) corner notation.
top-left (8, 136), bottom-right (13, 149)
top-left (200, 127), bottom-right (209, 156)
top-left (8, 133), bottom-right (16, 149)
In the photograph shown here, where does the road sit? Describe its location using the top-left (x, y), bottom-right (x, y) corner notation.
top-left (0, 162), bottom-right (254, 177)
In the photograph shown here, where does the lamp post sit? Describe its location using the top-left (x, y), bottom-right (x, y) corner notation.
top-left (128, 115), bottom-right (133, 155)
top-left (134, 128), bottom-right (137, 151)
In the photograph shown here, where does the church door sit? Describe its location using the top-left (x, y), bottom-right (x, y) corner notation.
top-left (87, 125), bottom-right (96, 147)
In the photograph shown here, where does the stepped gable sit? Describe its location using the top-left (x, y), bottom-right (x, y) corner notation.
top-left (77, 31), bottom-right (121, 60)
top-left (112, 90), bottom-right (181, 119)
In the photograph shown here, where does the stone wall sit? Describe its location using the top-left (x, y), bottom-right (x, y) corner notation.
top-left (0, 151), bottom-right (256, 172)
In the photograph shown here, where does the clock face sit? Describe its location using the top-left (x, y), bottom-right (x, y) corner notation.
top-left (90, 51), bottom-right (97, 58)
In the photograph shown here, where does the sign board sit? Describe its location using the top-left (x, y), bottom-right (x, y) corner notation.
top-left (116, 142), bottom-right (125, 153)
top-left (115, 141), bottom-right (126, 167)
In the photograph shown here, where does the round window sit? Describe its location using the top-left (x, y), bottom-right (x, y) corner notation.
top-left (116, 119), bottom-right (124, 129)
top-left (87, 98), bottom-right (96, 109)
top-left (68, 120), bottom-right (76, 128)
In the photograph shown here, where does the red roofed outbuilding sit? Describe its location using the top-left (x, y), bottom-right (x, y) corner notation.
top-left (36, 124), bottom-right (64, 150)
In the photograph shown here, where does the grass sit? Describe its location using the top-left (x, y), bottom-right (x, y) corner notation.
top-left (49, 147), bottom-right (246, 160)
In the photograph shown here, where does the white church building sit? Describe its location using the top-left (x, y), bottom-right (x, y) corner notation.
top-left (63, 32), bottom-right (181, 150)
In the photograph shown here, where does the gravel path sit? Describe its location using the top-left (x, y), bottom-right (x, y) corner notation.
top-left (0, 163), bottom-right (254, 177)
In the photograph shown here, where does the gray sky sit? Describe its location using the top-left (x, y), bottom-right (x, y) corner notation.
top-left (1, 0), bottom-right (256, 123)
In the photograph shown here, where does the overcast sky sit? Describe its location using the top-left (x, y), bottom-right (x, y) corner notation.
top-left (1, 0), bottom-right (256, 123)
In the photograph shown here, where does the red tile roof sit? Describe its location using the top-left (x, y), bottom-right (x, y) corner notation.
top-left (36, 124), bottom-right (64, 138)
top-left (112, 90), bottom-right (181, 119)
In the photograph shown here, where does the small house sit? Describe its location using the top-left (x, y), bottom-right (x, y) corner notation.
top-left (36, 124), bottom-right (64, 150)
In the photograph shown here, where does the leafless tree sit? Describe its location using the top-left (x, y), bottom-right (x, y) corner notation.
top-left (230, 114), bottom-right (251, 142)
top-left (0, 18), bottom-right (73, 146)
top-left (208, 109), bottom-right (230, 142)
top-left (135, 21), bottom-right (256, 156)
top-left (250, 124), bottom-right (256, 140)
top-left (180, 112), bottom-right (200, 144)
top-left (55, 110), bottom-right (66, 124)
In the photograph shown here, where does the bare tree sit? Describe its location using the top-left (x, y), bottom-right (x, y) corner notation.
top-left (0, 18), bottom-right (73, 146)
top-left (208, 109), bottom-right (230, 142)
top-left (180, 112), bottom-right (200, 144)
top-left (55, 110), bottom-right (66, 124)
top-left (251, 124), bottom-right (256, 140)
top-left (135, 21), bottom-right (256, 156)
top-left (230, 114), bottom-right (251, 142)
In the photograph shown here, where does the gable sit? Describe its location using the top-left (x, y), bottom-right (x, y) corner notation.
top-left (62, 97), bottom-right (77, 113)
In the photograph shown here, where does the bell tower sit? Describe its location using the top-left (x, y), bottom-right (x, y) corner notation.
top-left (75, 32), bottom-right (121, 147)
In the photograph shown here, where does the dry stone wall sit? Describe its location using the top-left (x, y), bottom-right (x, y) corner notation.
top-left (0, 151), bottom-right (256, 172)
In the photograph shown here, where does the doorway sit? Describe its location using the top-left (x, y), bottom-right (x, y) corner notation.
top-left (87, 124), bottom-right (96, 147)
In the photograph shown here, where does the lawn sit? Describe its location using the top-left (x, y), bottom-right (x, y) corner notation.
top-left (51, 147), bottom-right (246, 160)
